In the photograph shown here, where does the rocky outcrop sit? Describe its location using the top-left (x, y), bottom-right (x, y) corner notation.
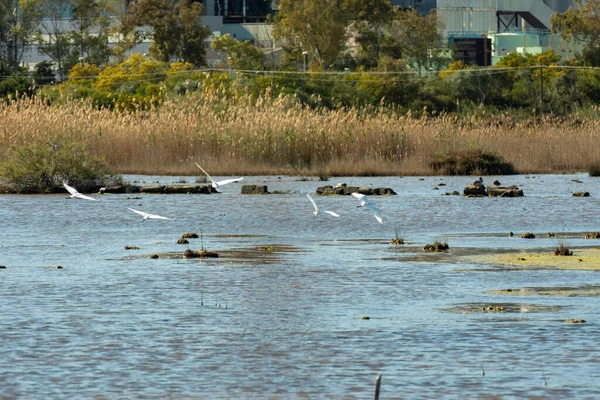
top-left (464, 183), bottom-right (524, 197)
top-left (140, 185), bottom-right (215, 194)
top-left (487, 185), bottom-right (524, 197)
top-left (184, 249), bottom-right (219, 258)
top-left (463, 183), bottom-right (487, 197)
top-left (573, 191), bottom-right (590, 197)
top-left (241, 184), bottom-right (269, 194)
top-left (565, 318), bottom-right (586, 323)
top-left (316, 184), bottom-right (396, 196)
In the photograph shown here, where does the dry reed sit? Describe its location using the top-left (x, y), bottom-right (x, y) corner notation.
top-left (2, 94), bottom-right (600, 176)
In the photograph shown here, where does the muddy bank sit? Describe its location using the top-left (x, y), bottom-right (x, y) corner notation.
top-left (488, 285), bottom-right (600, 297)
top-left (462, 247), bottom-right (600, 271)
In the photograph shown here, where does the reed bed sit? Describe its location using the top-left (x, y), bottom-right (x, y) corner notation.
top-left (2, 93), bottom-right (600, 176)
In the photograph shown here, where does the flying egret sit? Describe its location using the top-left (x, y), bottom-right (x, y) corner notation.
top-left (351, 192), bottom-right (383, 224)
top-left (128, 208), bottom-right (174, 222)
top-left (195, 163), bottom-right (243, 192)
top-left (307, 193), bottom-right (340, 217)
top-left (63, 182), bottom-right (99, 201)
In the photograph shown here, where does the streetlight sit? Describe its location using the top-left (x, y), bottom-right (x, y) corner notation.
top-left (302, 51), bottom-right (308, 72)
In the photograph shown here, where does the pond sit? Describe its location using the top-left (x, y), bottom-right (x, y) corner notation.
top-left (1, 174), bottom-right (599, 398)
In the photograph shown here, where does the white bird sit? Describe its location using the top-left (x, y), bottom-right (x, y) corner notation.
top-left (195, 163), bottom-right (243, 192)
top-left (307, 193), bottom-right (340, 217)
top-left (128, 207), bottom-right (174, 222)
top-left (351, 192), bottom-right (383, 224)
top-left (63, 182), bottom-right (99, 201)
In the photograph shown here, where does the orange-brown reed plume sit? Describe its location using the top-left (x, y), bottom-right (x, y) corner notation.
top-left (1, 94), bottom-right (600, 176)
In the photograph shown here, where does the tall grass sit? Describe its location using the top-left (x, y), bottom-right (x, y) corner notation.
top-left (2, 94), bottom-right (600, 176)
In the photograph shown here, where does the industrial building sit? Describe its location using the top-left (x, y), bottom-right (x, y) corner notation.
top-left (19, 0), bottom-right (580, 69)
top-left (392, 0), bottom-right (580, 65)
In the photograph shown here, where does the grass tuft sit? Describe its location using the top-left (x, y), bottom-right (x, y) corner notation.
top-left (554, 239), bottom-right (573, 256)
top-left (424, 241), bottom-right (449, 252)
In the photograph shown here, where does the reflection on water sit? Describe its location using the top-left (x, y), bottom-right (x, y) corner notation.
top-left (1, 174), bottom-right (600, 398)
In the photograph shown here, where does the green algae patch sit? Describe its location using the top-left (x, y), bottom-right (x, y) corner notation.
top-left (462, 247), bottom-right (600, 271)
top-left (488, 285), bottom-right (600, 297)
top-left (443, 303), bottom-right (564, 315)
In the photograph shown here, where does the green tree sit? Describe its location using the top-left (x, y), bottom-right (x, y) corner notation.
top-left (33, 60), bottom-right (55, 85)
top-left (211, 34), bottom-right (265, 70)
top-left (274, 0), bottom-right (349, 70)
top-left (121, 0), bottom-right (211, 66)
top-left (551, 0), bottom-right (600, 65)
top-left (387, 9), bottom-right (447, 75)
top-left (37, 0), bottom-right (112, 78)
top-left (0, 0), bottom-right (43, 73)
top-left (70, 0), bottom-right (112, 66)
top-left (342, 0), bottom-right (396, 70)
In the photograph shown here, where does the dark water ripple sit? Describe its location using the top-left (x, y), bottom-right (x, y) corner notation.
top-left (1, 174), bottom-right (600, 398)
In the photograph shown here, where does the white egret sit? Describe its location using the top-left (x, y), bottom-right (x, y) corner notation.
top-left (128, 208), bottom-right (174, 222)
top-left (195, 163), bottom-right (243, 192)
top-left (307, 193), bottom-right (340, 217)
top-left (63, 182), bottom-right (99, 201)
top-left (351, 192), bottom-right (383, 224)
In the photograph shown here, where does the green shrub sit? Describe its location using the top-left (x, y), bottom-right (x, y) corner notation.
top-left (0, 74), bottom-right (34, 99)
top-left (0, 138), bottom-right (118, 194)
top-left (429, 149), bottom-right (516, 175)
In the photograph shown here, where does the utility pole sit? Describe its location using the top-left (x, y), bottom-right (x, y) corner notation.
top-left (539, 60), bottom-right (544, 110)
top-left (13, 5), bottom-right (18, 72)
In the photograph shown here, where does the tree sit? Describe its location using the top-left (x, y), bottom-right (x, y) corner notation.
top-left (274, 0), bottom-right (349, 70)
top-left (387, 9), bottom-right (447, 75)
top-left (551, 0), bottom-right (600, 66)
top-left (70, 0), bottom-right (112, 66)
top-left (37, 0), bottom-right (112, 79)
top-left (0, 0), bottom-right (43, 73)
top-left (211, 34), bottom-right (265, 70)
top-left (121, 0), bottom-right (211, 66)
top-left (343, 0), bottom-right (396, 70)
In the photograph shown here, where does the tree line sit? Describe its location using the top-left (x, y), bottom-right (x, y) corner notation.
top-left (2, 0), bottom-right (600, 115)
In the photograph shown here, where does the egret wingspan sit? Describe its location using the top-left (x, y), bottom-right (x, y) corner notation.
top-left (63, 182), bottom-right (79, 196)
top-left (195, 163), bottom-right (214, 185)
top-left (307, 193), bottom-right (319, 215)
top-left (307, 193), bottom-right (340, 217)
top-left (63, 182), bottom-right (99, 201)
top-left (128, 207), bottom-right (174, 221)
top-left (365, 203), bottom-right (383, 224)
top-left (195, 163), bottom-right (243, 190)
top-left (75, 193), bottom-right (99, 201)
top-left (216, 177), bottom-right (244, 186)
top-left (351, 192), bottom-right (368, 207)
top-left (351, 192), bottom-right (382, 223)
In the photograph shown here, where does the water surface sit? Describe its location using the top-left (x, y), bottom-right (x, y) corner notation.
top-left (1, 174), bottom-right (599, 398)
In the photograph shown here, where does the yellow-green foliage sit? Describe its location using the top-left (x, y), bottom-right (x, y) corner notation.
top-left (496, 50), bottom-right (564, 79)
top-left (94, 53), bottom-right (168, 92)
top-left (439, 61), bottom-right (468, 78)
top-left (69, 63), bottom-right (102, 83)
